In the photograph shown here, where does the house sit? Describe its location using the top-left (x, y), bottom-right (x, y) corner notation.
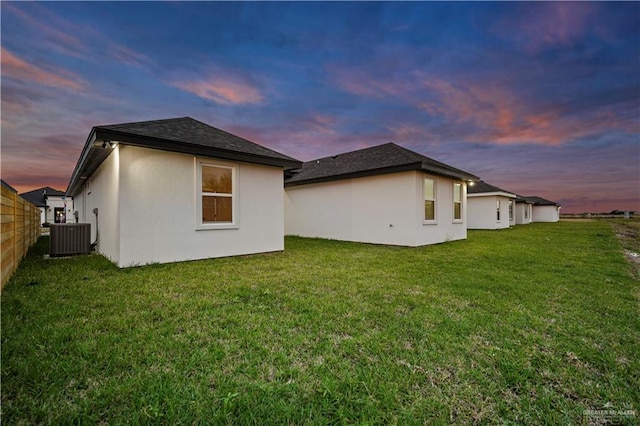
top-left (66, 117), bottom-right (301, 267)
top-left (514, 196), bottom-right (534, 225)
top-left (520, 196), bottom-right (561, 222)
top-left (467, 181), bottom-right (517, 229)
top-left (284, 143), bottom-right (478, 246)
top-left (20, 187), bottom-right (74, 225)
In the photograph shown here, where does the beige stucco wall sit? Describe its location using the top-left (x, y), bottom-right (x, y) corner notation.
top-left (509, 199), bottom-right (516, 227)
top-left (44, 196), bottom-right (75, 224)
top-left (74, 146), bottom-right (121, 263)
top-left (285, 170), bottom-right (467, 246)
top-left (75, 145), bottom-right (286, 267)
top-left (532, 205), bottom-right (560, 222)
top-left (515, 202), bottom-right (533, 225)
top-left (467, 194), bottom-right (514, 230)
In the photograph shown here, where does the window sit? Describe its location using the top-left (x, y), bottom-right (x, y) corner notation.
top-left (496, 199), bottom-right (501, 221)
top-left (424, 177), bottom-right (436, 221)
top-left (453, 183), bottom-right (462, 221)
top-left (508, 200), bottom-right (514, 221)
top-left (524, 204), bottom-right (529, 219)
top-left (197, 162), bottom-right (236, 227)
top-left (54, 207), bottom-right (65, 223)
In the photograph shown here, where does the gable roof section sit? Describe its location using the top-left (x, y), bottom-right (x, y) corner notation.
top-left (20, 186), bottom-right (66, 207)
top-left (519, 196), bottom-right (560, 206)
top-left (285, 142), bottom-right (478, 187)
top-left (1, 180), bottom-right (18, 193)
top-left (467, 181), bottom-right (517, 198)
top-left (515, 196), bottom-right (534, 204)
top-left (67, 117), bottom-right (302, 196)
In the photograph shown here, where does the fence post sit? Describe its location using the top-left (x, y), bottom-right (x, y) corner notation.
top-left (1, 186), bottom-right (42, 290)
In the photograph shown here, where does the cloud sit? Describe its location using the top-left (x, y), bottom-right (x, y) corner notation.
top-left (172, 76), bottom-right (264, 105)
top-left (106, 43), bottom-right (153, 69)
top-left (3, 2), bottom-right (152, 68)
top-left (1, 133), bottom-right (85, 194)
top-left (331, 61), bottom-right (638, 147)
top-left (331, 66), bottom-right (409, 99)
top-left (491, 2), bottom-right (599, 52)
top-left (417, 77), bottom-right (567, 145)
top-left (1, 47), bottom-right (86, 91)
top-left (2, 2), bottom-right (88, 59)
top-left (444, 136), bottom-right (640, 213)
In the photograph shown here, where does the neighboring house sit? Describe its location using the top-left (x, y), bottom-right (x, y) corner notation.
top-left (467, 181), bottom-right (517, 229)
top-left (20, 187), bottom-right (74, 225)
top-left (2, 180), bottom-right (18, 193)
top-left (521, 196), bottom-right (561, 222)
top-left (66, 117), bottom-right (301, 267)
top-left (514, 196), bottom-right (534, 225)
top-left (284, 143), bottom-right (478, 246)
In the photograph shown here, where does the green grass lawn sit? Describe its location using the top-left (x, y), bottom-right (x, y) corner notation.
top-left (2, 221), bottom-right (638, 424)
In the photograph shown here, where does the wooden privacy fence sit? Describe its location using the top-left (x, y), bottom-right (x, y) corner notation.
top-left (1, 184), bottom-right (41, 290)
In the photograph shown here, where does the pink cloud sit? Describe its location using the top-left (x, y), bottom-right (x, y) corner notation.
top-left (3, 153), bottom-right (76, 195)
top-left (294, 114), bottom-right (338, 135)
top-left (1, 48), bottom-right (86, 91)
top-left (224, 110), bottom-right (379, 163)
top-left (417, 75), bottom-right (638, 146)
top-left (2, 2), bottom-right (87, 59)
top-left (493, 3), bottom-right (598, 52)
top-left (333, 64), bottom-right (638, 147)
top-left (173, 76), bottom-right (264, 105)
top-left (3, 2), bottom-right (152, 68)
top-left (332, 67), bottom-right (409, 99)
top-left (107, 44), bottom-right (153, 68)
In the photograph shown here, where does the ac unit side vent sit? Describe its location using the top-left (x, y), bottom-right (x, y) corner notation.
top-left (50, 223), bottom-right (91, 257)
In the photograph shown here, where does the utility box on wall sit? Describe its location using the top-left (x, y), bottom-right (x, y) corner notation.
top-left (50, 223), bottom-right (91, 257)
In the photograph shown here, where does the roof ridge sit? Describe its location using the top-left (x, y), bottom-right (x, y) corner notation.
top-left (95, 116), bottom-right (192, 129)
top-left (468, 180), bottom-right (516, 195)
top-left (387, 143), bottom-right (425, 163)
top-left (387, 143), bottom-right (470, 174)
top-left (302, 142), bottom-right (413, 164)
top-left (521, 195), bottom-right (559, 206)
top-left (68, 117), bottom-right (302, 196)
top-left (286, 142), bottom-right (478, 187)
top-left (20, 186), bottom-right (65, 195)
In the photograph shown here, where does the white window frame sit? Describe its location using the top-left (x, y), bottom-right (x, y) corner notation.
top-left (508, 200), bottom-right (514, 221)
top-left (423, 176), bottom-right (437, 224)
top-left (452, 182), bottom-right (463, 223)
top-left (497, 199), bottom-right (501, 222)
top-left (195, 159), bottom-right (239, 230)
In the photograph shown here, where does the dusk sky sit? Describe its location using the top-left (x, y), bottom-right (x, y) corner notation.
top-left (2, 1), bottom-right (639, 213)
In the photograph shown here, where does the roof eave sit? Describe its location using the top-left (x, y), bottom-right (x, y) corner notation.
top-left (94, 128), bottom-right (302, 169)
top-left (67, 129), bottom-right (101, 197)
top-left (467, 191), bottom-right (517, 198)
top-left (285, 162), bottom-right (478, 188)
top-left (285, 163), bottom-right (421, 187)
top-left (67, 128), bottom-right (302, 196)
top-left (419, 164), bottom-right (478, 182)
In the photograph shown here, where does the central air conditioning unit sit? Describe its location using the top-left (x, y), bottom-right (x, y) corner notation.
top-left (50, 223), bottom-right (91, 257)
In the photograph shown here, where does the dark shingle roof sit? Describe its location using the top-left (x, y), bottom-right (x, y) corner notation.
top-left (519, 196), bottom-right (560, 206)
top-left (1, 180), bottom-right (18, 193)
top-left (95, 117), bottom-right (299, 164)
top-left (285, 143), bottom-right (478, 187)
top-left (68, 117), bottom-right (302, 196)
top-left (515, 196), bottom-right (533, 204)
top-left (20, 187), bottom-right (66, 207)
top-left (467, 181), bottom-right (516, 197)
